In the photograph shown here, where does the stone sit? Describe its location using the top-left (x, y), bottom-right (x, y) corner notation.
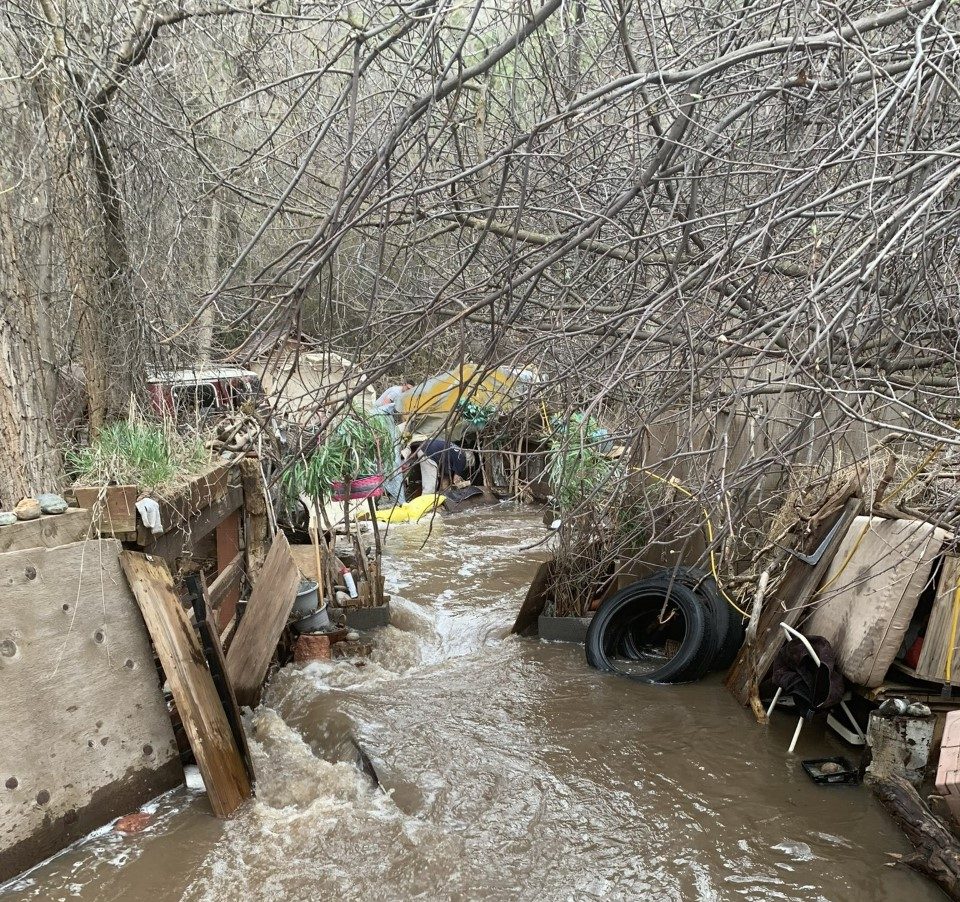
top-left (37, 494), bottom-right (68, 515)
top-left (14, 498), bottom-right (41, 521)
top-left (0, 512), bottom-right (16, 527)
top-left (114, 812), bottom-right (152, 834)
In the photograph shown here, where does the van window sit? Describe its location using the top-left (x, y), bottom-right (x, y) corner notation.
top-left (172, 383), bottom-right (218, 415)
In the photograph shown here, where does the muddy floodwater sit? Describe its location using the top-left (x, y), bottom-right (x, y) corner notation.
top-left (1, 507), bottom-right (941, 901)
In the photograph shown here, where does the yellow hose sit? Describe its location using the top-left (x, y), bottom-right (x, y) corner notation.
top-left (945, 579), bottom-right (960, 683)
top-left (639, 469), bottom-right (751, 617)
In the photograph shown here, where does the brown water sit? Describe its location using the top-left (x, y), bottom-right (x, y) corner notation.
top-left (1, 507), bottom-right (940, 901)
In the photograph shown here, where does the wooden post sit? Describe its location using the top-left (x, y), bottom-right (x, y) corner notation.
top-left (367, 495), bottom-right (384, 605)
top-left (240, 458), bottom-right (270, 580)
top-left (120, 552), bottom-right (251, 818)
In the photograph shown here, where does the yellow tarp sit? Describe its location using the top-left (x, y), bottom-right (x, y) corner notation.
top-left (396, 364), bottom-right (527, 418)
top-left (364, 493), bottom-right (445, 523)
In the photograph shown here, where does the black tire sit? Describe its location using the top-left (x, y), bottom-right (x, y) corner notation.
top-left (661, 567), bottom-right (746, 671)
top-left (585, 576), bottom-right (719, 683)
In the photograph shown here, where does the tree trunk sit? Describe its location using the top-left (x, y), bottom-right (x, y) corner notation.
top-left (874, 773), bottom-right (960, 900)
top-left (0, 195), bottom-right (61, 506)
top-left (80, 105), bottom-right (140, 426)
top-left (198, 189), bottom-right (223, 362)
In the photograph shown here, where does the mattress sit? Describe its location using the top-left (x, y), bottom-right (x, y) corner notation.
top-left (804, 516), bottom-right (949, 688)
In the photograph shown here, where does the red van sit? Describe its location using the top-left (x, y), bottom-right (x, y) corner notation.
top-left (146, 367), bottom-right (264, 419)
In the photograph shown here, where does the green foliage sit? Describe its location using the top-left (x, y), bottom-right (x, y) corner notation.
top-left (545, 413), bottom-right (614, 510)
top-left (282, 408), bottom-right (391, 502)
top-left (66, 420), bottom-right (210, 491)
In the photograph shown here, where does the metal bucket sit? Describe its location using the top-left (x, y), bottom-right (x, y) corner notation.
top-left (293, 578), bottom-right (319, 617)
top-left (292, 604), bottom-right (331, 634)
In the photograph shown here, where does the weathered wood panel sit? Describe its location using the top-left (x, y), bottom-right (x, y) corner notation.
top-left (903, 555), bottom-right (960, 685)
top-left (225, 532), bottom-right (299, 707)
top-left (289, 543), bottom-right (319, 580)
top-left (120, 552), bottom-right (251, 818)
top-left (0, 509), bottom-right (92, 554)
top-left (73, 485), bottom-right (138, 535)
top-left (0, 540), bottom-right (181, 883)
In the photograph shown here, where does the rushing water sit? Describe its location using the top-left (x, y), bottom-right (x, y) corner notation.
top-left (2, 507), bottom-right (940, 901)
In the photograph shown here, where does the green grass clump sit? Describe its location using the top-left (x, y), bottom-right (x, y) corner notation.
top-left (67, 421), bottom-right (210, 491)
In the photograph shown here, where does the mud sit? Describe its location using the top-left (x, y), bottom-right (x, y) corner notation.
top-left (1, 507), bottom-right (939, 901)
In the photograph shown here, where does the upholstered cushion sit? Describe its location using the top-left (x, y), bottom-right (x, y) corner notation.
top-left (804, 516), bottom-right (949, 688)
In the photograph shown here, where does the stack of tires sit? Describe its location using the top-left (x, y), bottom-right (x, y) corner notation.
top-left (585, 568), bottom-right (745, 684)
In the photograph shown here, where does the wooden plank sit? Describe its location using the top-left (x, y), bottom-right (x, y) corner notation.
top-left (136, 466), bottom-right (233, 545)
top-left (143, 485), bottom-right (243, 562)
top-left (208, 551), bottom-right (244, 611)
top-left (185, 575), bottom-right (255, 783)
top-left (290, 544), bottom-right (319, 580)
top-left (914, 555), bottom-right (960, 684)
top-left (73, 485), bottom-right (138, 534)
top-left (225, 532), bottom-right (300, 707)
top-left (120, 551), bottom-right (251, 817)
top-left (0, 540), bottom-right (180, 883)
top-left (512, 558), bottom-right (556, 635)
top-left (725, 499), bottom-right (861, 706)
top-left (0, 508), bottom-right (92, 554)
top-left (214, 509), bottom-right (242, 627)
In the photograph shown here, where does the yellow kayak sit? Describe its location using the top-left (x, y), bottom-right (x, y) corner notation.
top-left (365, 493), bottom-right (445, 523)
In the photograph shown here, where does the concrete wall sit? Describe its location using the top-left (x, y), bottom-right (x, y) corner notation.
top-left (0, 538), bottom-right (181, 883)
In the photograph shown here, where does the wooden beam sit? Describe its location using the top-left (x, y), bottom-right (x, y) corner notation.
top-left (239, 458), bottom-right (270, 580)
top-left (120, 551), bottom-right (251, 817)
top-left (0, 508), bottom-right (92, 554)
top-left (208, 551), bottom-right (244, 611)
top-left (512, 559), bottom-right (556, 635)
top-left (185, 574), bottom-right (255, 784)
top-left (225, 532), bottom-right (300, 707)
top-left (144, 485), bottom-right (243, 562)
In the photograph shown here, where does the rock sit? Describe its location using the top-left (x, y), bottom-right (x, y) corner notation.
top-left (906, 702), bottom-right (932, 717)
top-left (878, 698), bottom-right (908, 717)
top-left (820, 762), bottom-right (842, 775)
top-left (346, 630), bottom-right (360, 642)
top-left (114, 812), bottom-right (151, 834)
top-left (14, 498), bottom-right (41, 521)
top-left (0, 512), bottom-right (16, 527)
top-left (37, 493), bottom-right (67, 515)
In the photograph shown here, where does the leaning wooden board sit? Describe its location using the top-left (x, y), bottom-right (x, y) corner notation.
top-left (225, 532), bottom-right (300, 707)
top-left (120, 552), bottom-right (251, 817)
top-left (913, 555), bottom-right (960, 684)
